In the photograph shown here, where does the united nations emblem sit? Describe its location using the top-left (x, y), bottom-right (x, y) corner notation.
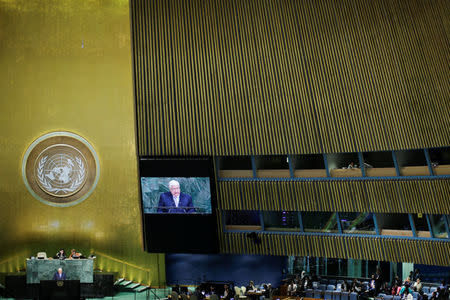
top-left (35, 145), bottom-right (88, 197)
top-left (22, 132), bottom-right (100, 207)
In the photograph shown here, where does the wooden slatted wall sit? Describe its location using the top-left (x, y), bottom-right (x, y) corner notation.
top-left (217, 179), bottom-right (450, 214)
top-left (220, 232), bottom-right (450, 266)
top-left (131, 0), bottom-right (450, 156)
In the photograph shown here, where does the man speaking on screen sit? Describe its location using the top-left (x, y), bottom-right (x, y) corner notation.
top-left (157, 180), bottom-right (195, 213)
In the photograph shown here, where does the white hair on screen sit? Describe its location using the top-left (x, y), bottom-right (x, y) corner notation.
top-left (168, 180), bottom-right (180, 188)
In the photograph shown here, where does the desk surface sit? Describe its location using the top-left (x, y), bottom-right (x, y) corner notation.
top-left (26, 258), bottom-right (94, 284)
top-left (246, 291), bottom-right (264, 295)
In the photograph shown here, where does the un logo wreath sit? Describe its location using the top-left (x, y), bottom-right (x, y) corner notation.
top-left (22, 132), bottom-right (100, 207)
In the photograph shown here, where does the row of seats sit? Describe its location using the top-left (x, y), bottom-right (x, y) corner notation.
top-left (378, 291), bottom-right (435, 300)
top-left (313, 283), bottom-right (368, 291)
top-left (307, 289), bottom-right (428, 300)
top-left (309, 282), bottom-right (437, 300)
top-left (304, 289), bottom-right (358, 300)
top-left (420, 287), bottom-right (438, 294)
top-left (314, 278), bottom-right (439, 290)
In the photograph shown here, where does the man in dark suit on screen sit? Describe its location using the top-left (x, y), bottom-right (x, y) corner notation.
top-left (157, 180), bottom-right (195, 213)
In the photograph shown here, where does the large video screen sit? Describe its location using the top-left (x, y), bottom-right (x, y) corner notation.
top-left (141, 177), bottom-right (212, 214)
top-left (139, 157), bottom-right (218, 253)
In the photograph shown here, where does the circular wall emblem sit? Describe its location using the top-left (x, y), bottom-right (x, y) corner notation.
top-left (22, 132), bottom-right (100, 207)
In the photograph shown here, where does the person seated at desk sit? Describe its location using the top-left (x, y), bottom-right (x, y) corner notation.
top-left (223, 284), bottom-right (234, 300)
top-left (351, 278), bottom-right (362, 294)
top-left (417, 290), bottom-right (428, 300)
top-left (246, 281), bottom-right (260, 300)
top-left (399, 282), bottom-right (413, 297)
top-left (402, 288), bottom-right (413, 300)
top-left (300, 271), bottom-right (306, 281)
top-left (263, 284), bottom-right (272, 298)
top-left (301, 276), bottom-right (312, 293)
top-left (287, 281), bottom-right (297, 296)
top-left (205, 286), bottom-right (216, 297)
top-left (340, 280), bottom-right (349, 292)
top-left (413, 278), bottom-right (423, 292)
top-left (363, 274), bottom-right (376, 297)
top-left (54, 249), bottom-right (66, 260)
top-left (246, 281), bottom-right (257, 292)
top-left (393, 275), bottom-right (402, 287)
top-left (348, 162), bottom-right (358, 169)
top-left (52, 268), bottom-right (67, 280)
top-left (69, 249), bottom-right (82, 259)
top-left (391, 282), bottom-right (400, 295)
top-left (194, 287), bottom-right (205, 300)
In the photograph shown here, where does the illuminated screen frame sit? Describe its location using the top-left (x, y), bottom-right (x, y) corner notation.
top-left (141, 176), bottom-right (212, 214)
top-left (138, 157), bottom-right (218, 253)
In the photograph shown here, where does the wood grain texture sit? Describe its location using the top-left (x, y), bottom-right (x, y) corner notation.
top-left (217, 178), bottom-right (450, 214)
top-left (131, 0), bottom-right (450, 156)
top-left (220, 232), bottom-right (450, 266)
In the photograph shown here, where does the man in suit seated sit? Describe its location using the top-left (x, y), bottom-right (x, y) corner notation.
top-left (246, 281), bottom-right (257, 292)
top-left (157, 180), bottom-right (195, 213)
top-left (246, 281), bottom-right (259, 300)
top-left (52, 268), bottom-right (67, 280)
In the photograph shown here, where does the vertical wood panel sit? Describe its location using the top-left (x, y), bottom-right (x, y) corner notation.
top-left (221, 232), bottom-right (450, 266)
top-left (218, 179), bottom-right (450, 214)
top-left (131, 0), bottom-right (450, 156)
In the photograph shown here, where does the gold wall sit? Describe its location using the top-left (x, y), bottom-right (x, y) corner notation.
top-left (0, 0), bottom-right (164, 285)
top-left (132, 0), bottom-right (450, 156)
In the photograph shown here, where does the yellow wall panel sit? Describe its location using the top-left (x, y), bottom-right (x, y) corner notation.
top-left (0, 0), bottom-right (164, 286)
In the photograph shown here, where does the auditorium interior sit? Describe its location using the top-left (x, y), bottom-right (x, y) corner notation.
top-left (0, 0), bottom-right (449, 299)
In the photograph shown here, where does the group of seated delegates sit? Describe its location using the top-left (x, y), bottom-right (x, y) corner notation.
top-left (186, 282), bottom-right (273, 300)
top-left (359, 268), bottom-right (384, 297)
top-left (347, 162), bottom-right (359, 169)
top-left (287, 271), bottom-right (315, 296)
top-left (192, 287), bottom-right (205, 300)
top-left (335, 272), bottom-right (382, 299)
top-left (389, 275), bottom-right (449, 300)
top-left (340, 269), bottom-right (436, 300)
top-left (286, 268), bottom-right (449, 300)
top-left (345, 162), bottom-right (373, 169)
top-left (432, 282), bottom-right (449, 300)
top-left (54, 248), bottom-right (83, 260)
top-left (389, 275), bottom-right (416, 297)
top-left (245, 281), bottom-right (273, 300)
